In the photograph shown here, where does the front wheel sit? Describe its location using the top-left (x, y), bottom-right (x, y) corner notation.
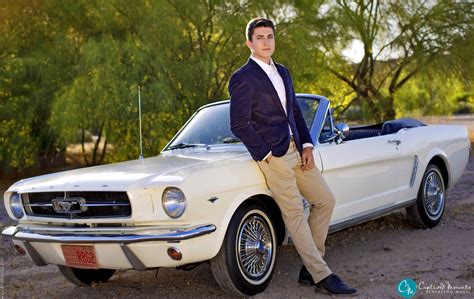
top-left (58, 265), bottom-right (115, 286)
top-left (210, 204), bottom-right (277, 296)
top-left (406, 164), bottom-right (446, 228)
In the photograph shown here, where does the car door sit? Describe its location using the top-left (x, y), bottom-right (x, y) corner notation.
top-left (295, 95), bottom-right (403, 223)
top-left (388, 127), bottom-right (421, 200)
top-left (316, 133), bottom-right (403, 222)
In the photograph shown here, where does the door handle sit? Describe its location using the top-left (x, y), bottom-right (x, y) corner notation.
top-left (388, 139), bottom-right (401, 146)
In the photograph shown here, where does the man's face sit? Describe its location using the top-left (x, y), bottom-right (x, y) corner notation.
top-left (246, 26), bottom-right (275, 63)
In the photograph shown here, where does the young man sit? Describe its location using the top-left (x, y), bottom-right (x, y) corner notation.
top-left (229, 18), bottom-right (357, 296)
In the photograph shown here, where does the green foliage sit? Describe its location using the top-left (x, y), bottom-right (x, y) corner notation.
top-left (396, 72), bottom-right (473, 117)
top-left (455, 93), bottom-right (474, 114)
top-left (0, 0), bottom-right (473, 174)
top-left (293, 0), bottom-right (474, 122)
top-left (0, 1), bottom-right (73, 173)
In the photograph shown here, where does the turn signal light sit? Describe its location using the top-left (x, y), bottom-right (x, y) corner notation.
top-left (15, 245), bottom-right (26, 255)
top-left (167, 247), bottom-right (182, 261)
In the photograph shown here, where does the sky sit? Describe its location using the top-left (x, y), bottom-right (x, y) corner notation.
top-left (342, 39), bottom-right (365, 63)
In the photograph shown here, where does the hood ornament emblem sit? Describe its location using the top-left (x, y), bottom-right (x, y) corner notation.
top-left (52, 197), bottom-right (87, 214)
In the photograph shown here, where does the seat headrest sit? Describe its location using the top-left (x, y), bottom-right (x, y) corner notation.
top-left (381, 118), bottom-right (426, 135)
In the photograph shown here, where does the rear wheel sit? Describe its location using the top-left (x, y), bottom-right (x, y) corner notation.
top-left (58, 265), bottom-right (115, 286)
top-left (406, 164), bottom-right (446, 228)
top-left (210, 204), bottom-right (277, 296)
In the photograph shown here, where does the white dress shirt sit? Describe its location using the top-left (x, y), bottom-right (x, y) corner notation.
top-left (250, 56), bottom-right (313, 160)
top-left (250, 56), bottom-right (289, 115)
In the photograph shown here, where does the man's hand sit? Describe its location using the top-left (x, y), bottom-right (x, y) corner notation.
top-left (301, 147), bottom-right (315, 171)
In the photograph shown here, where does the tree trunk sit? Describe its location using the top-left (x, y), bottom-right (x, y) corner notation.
top-left (91, 124), bottom-right (106, 166)
top-left (81, 128), bottom-right (90, 166)
top-left (383, 96), bottom-right (396, 120)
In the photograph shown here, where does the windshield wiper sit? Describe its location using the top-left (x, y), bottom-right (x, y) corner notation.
top-left (222, 137), bottom-right (241, 144)
top-left (167, 143), bottom-right (207, 150)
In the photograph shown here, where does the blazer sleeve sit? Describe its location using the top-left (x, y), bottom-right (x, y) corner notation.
top-left (287, 69), bottom-right (313, 145)
top-left (229, 71), bottom-right (271, 161)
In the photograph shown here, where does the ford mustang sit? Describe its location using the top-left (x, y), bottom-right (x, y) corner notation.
top-left (2, 94), bottom-right (471, 296)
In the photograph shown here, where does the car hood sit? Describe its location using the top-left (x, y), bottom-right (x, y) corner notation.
top-left (8, 146), bottom-right (250, 193)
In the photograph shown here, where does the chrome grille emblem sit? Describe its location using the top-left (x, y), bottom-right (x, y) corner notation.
top-left (51, 197), bottom-right (87, 214)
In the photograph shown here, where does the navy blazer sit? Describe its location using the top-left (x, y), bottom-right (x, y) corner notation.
top-left (229, 58), bottom-right (313, 161)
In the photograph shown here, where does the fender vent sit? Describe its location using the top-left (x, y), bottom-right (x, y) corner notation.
top-left (410, 155), bottom-right (419, 188)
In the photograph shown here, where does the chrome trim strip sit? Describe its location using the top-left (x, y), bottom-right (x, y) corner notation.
top-left (120, 244), bottom-right (147, 271)
top-left (410, 155), bottom-right (419, 188)
top-left (81, 203), bottom-right (130, 207)
top-left (23, 241), bottom-right (47, 266)
top-left (329, 199), bottom-right (417, 234)
top-left (5, 224), bottom-right (192, 233)
top-left (24, 203), bottom-right (53, 207)
top-left (5, 224), bottom-right (216, 244)
top-left (24, 203), bottom-right (131, 207)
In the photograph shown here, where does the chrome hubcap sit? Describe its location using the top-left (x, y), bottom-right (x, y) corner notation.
top-left (423, 171), bottom-right (444, 218)
top-left (237, 215), bottom-right (273, 279)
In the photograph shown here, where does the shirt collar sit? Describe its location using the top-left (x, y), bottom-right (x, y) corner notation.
top-left (250, 56), bottom-right (276, 74)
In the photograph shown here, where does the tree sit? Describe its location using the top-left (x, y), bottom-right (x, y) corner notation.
top-left (297, 0), bottom-right (473, 122)
top-left (49, 0), bottom-right (282, 164)
top-left (2, 0), bottom-right (301, 171)
top-left (0, 0), bottom-right (74, 174)
top-left (2, 0), bottom-right (472, 174)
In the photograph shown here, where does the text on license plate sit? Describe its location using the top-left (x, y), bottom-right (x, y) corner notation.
top-left (61, 245), bottom-right (98, 269)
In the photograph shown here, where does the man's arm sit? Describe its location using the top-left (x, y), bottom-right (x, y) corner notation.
top-left (287, 70), bottom-right (313, 146)
top-left (286, 68), bottom-right (315, 171)
top-left (229, 71), bottom-right (271, 161)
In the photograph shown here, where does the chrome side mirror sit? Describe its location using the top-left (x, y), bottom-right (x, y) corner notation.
top-left (330, 123), bottom-right (349, 144)
top-left (320, 123), bottom-right (349, 144)
top-left (335, 123), bottom-right (349, 139)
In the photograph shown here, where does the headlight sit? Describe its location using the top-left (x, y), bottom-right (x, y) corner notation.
top-left (9, 192), bottom-right (25, 219)
top-left (162, 187), bottom-right (186, 219)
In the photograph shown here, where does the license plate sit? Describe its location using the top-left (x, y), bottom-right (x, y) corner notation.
top-left (61, 245), bottom-right (98, 269)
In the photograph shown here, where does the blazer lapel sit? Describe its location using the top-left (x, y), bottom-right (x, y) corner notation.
top-left (247, 59), bottom-right (287, 116)
top-left (275, 63), bottom-right (293, 113)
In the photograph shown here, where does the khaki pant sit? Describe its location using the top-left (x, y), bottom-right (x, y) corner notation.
top-left (257, 140), bottom-right (335, 282)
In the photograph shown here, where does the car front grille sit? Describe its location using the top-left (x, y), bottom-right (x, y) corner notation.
top-left (22, 191), bottom-right (131, 218)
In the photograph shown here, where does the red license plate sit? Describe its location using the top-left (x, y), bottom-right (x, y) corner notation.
top-left (61, 245), bottom-right (98, 269)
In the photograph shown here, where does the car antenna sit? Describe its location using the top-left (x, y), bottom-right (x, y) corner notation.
top-left (138, 85), bottom-right (144, 160)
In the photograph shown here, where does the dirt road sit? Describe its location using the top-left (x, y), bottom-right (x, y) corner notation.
top-left (1, 156), bottom-right (473, 298)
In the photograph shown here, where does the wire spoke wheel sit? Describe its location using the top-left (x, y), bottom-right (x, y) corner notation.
top-left (210, 204), bottom-right (277, 296)
top-left (407, 164), bottom-right (446, 228)
top-left (423, 171), bottom-right (445, 219)
top-left (237, 215), bottom-right (273, 279)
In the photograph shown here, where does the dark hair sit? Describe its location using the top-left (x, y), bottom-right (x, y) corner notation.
top-left (246, 18), bottom-right (275, 41)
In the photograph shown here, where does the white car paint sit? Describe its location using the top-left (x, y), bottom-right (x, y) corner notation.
top-left (2, 96), bottom-right (471, 275)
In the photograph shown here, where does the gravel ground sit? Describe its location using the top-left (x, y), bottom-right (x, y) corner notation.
top-left (1, 149), bottom-right (473, 298)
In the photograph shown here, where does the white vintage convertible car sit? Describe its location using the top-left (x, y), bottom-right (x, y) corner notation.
top-left (2, 95), bottom-right (471, 295)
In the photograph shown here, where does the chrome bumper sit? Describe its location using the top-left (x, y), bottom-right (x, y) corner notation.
top-left (2, 224), bottom-right (216, 271)
top-left (2, 224), bottom-right (216, 243)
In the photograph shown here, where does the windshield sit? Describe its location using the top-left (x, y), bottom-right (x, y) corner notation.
top-left (166, 103), bottom-right (237, 149)
top-left (165, 97), bottom-right (320, 151)
top-left (297, 96), bottom-right (319, 130)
